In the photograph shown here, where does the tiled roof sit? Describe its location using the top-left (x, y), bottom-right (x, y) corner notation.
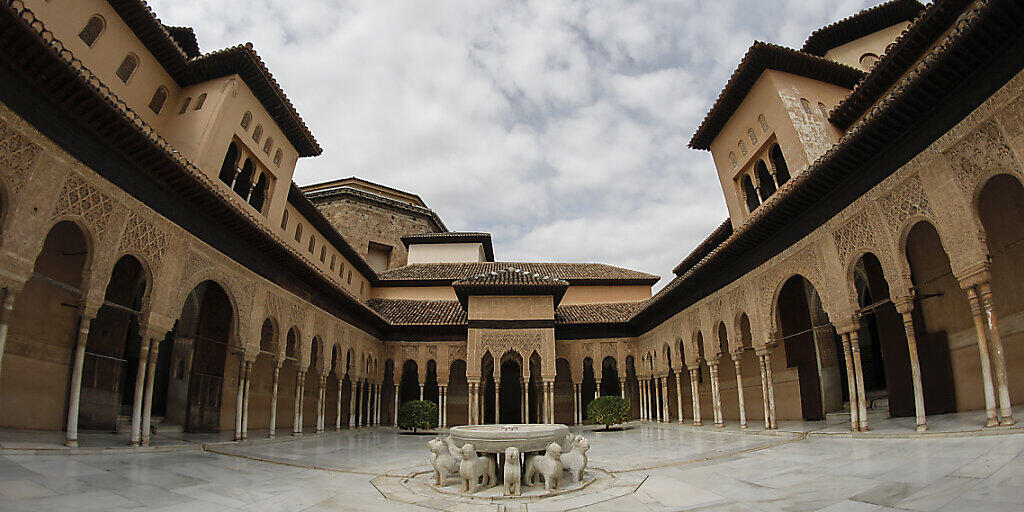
top-left (673, 219), bottom-right (732, 276)
top-left (378, 262), bottom-right (659, 285)
top-left (400, 232), bottom-right (494, 261)
top-left (364, 298), bottom-right (649, 326)
top-left (452, 268), bottom-right (570, 308)
top-left (165, 26), bottom-right (200, 59)
top-left (688, 42), bottom-right (866, 150)
top-left (365, 299), bottom-right (466, 326)
top-left (802, 0), bottom-right (925, 57)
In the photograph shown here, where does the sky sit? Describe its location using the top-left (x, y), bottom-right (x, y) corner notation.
top-left (150, 0), bottom-right (881, 289)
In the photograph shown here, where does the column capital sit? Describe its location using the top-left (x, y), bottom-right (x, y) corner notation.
top-left (892, 295), bottom-right (915, 315)
top-left (955, 261), bottom-right (991, 290)
top-left (834, 316), bottom-right (861, 336)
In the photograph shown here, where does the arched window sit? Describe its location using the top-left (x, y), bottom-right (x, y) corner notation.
top-left (78, 15), bottom-right (105, 47)
top-left (178, 97), bottom-right (192, 114)
top-left (728, 151), bottom-right (737, 169)
top-left (308, 235), bottom-right (315, 253)
top-left (148, 86), bottom-right (168, 114)
top-left (115, 53), bottom-right (139, 83)
top-left (252, 124), bottom-right (262, 143)
top-left (758, 114), bottom-right (768, 132)
top-left (741, 175), bottom-right (760, 213)
top-left (218, 142), bottom-right (239, 185)
top-left (770, 144), bottom-right (790, 186)
top-left (319, 246), bottom-right (326, 262)
top-left (249, 172), bottom-right (269, 213)
top-left (274, 149), bottom-right (283, 166)
top-left (747, 128), bottom-right (757, 145)
top-left (330, 254), bottom-right (336, 271)
top-left (859, 52), bottom-right (880, 70)
top-left (800, 97), bottom-right (812, 115)
top-left (280, 209), bottom-right (289, 230)
top-left (738, 140), bottom-right (747, 156)
top-left (294, 223), bottom-right (302, 242)
top-left (755, 159), bottom-right (777, 201)
top-left (233, 158), bottom-right (254, 200)
top-left (263, 137), bottom-right (273, 155)
top-left (818, 102), bottom-right (829, 118)
top-left (240, 111), bottom-right (252, 130)
top-left (193, 93), bottom-right (207, 110)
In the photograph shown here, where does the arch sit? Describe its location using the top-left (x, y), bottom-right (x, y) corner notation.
top-left (2, 222), bottom-right (91, 430)
top-left (600, 356), bottom-right (620, 397)
top-left (233, 158), bottom-right (254, 200)
top-left (975, 173), bottom-right (1024, 406)
top-left (755, 160), bottom-right (776, 201)
top-left (174, 280), bottom-right (235, 432)
top-left (729, 151), bottom-right (738, 169)
top-left (148, 86), bottom-right (168, 114)
top-left (736, 313), bottom-right (753, 348)
top-left (818, 102), bottom-right (829, 118)
top-left (581, 356), bottom-right (596, 415)
top-left (258, 318), bottom-right (277, 356)
top-left (307, 234), bottom-right (316, 254)
top-left (280, 209), bottom-right (289, 230)
top-left (309, 337), bottom-right (322, 372)
top-left (625, 355), bottom-right (640, 418)
top-left (499, 357), bottom-right (523, 423)
top-left (775, 274), bottom-right (840, 420)
top-left (448, 359), bottom-right (468, 426)
top-left (742, 175), bottom-right (760, 212)
top-left (716, 321), bottom-right (729, 356)
top-left (115, 53), bottom-right (139, 83)
top-left (252, 124), bottom-right (263, 143)
top-left (274, 148), bottom-right (283, 166)
top-left (285, 327), bottom-right (299, 359)
top-left (248, 172), bottom-right (269, 214)
top-left (263, 137), bottom-right (273, 155)
top-left (553, 357), bottom-right (573, 424)
top-left (800, 98), bottom-right (813, 115)
top-left (399, 359), bottom-right (419, 406)
top-left (178, 97), bottom-right (192, 114)
top-left (193, 93), bottom-right (207, 110)
top-left (240, 111), bottom-right (252, 130)
top-left (758, 114), bottom-right (768, 132)
top-left (770, 144), bottom-right (790, 186)
top-left (78, 15), bottom-right (105, 47)
top-left (218, 142), bottom-right (239, 185)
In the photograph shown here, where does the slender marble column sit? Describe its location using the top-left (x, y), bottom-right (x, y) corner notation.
top-left (757, 352), bottom-right (770, 429)
top-left (689, 368), bottom-right (703, 426)
top-left (241, 361), bottom-right (252, 440)
top-left (393, 384), bottom-right (399, 426)
top-left (64, 315), bottom-right (94, 447)
top-left (467, 382), bottom-right (475, 425)
top-left (709, 362), bottom-right (723, 427)
top-left (764, 351), bottom-right (777, 429)
top-left (732, 351), bottom-right (747, 429)
top-left (675, 371), bottom-right (685, 423)
top-left (619, 377), bottom-right (625, 399)
top-left (494, 373), bottom-right (500, 424)
top-left (357, 380), bottom-right (366, 426)
top-left (640, 379), bottom-right (648, 420)
top-left (0, 291), bottom-right (18, 382)
top-left (439, 385), bottom-right (446, 427)
top-left (572, 383), bottom-right (579, 425)
top-left (297, 371), bottom-right (307, 433)
top-left (419, 383), bottom-right (424, 401)
top-left (521, 378), bottom-right (527, 423)
top-left (140, 336), bottom-right (162, 446)
top-left (293, 371), bottom-right (303, 435)
top-left (315, 377), bottom-right (325, 433)
top-left (966, 286), bottom-right (999, 427)
top-left (979, 282), bottom-right (1015, 425)
top-left (131, 338), bottom-right (153, 446)
top-left (895, 304), bottom-right (927, 431)
top-left (840, 334), bottom-right (860, 432)
top-left (849, 330), bottom-right (869, 431)
top-left (269, 364), bottom-right (281, 438)
top-left (660, 376), bottom-right (670, 422)
top-left (376, 384), bottom-right (382, 425)
top-left (595, 379), bottom-right (602, 398)
top-left (335, 377), bottom-right (343, 431)
top-left (349, 380), bottom-right (357, 428)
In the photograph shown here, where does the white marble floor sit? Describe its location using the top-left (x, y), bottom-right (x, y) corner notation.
top-left (0, 423), bottom-right (1022, 511)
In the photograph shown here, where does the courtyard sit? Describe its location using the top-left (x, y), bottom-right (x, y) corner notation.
top-left (0, 413), bottom-right (1023, 512)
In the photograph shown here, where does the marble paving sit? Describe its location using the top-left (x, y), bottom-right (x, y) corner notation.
top-left (0, 422), bottom-right (1022, 511)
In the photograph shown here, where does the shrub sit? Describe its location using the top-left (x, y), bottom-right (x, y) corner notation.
top-left (586, 396), bottom-right (630, 430)
top-left (397, 400), bottom-right (438, 433)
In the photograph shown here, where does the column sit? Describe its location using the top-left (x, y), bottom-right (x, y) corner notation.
top-left (269, 363), bottom-right (281, 438)
top-left (675, 371), bottom-right (685, 423)
top-left (393, 384), bottom-right (399, 426)
top-left (709, 361), bottom-right (723, 427)
top-left (335, 377), bottom-right (343, 431)
top-left (316, 376), bottom-right (325, 433)
top-left (376, 384), bottom-right (382, 425)
top-left (894, 299), bottom-right (927, 431)
top-left (493, 372), bottom-right (500, 424)
top-left (757, 351), bottom-right (771, 430)
top-left (349, 379), bottom-right (358, 428)
top-left (839, 333), bottom-right (861, 432)
top-left (732, 351), bottom-right (747, 429)
top-left (639, 379), bottom-right (647, 420)
top-left (297, 371), bottom-right (307, 433)
top-left (130, 337), bottom-right (153, 446)
top-left (64, 314), bottom-right (94, 447)
top-left (849, 330), bottom-right (869, 431)
top-left (689, 368), bottom-right (703, 426)
top-left (965, 286), bottom-right (999, 427)
top-left (241, 361), bottom-right (252, 440)
top-left (764, 349), bottom-right (777, 429)
top-left (140, 334), bottom-right (162, 446)
top-left (466, 381), bottom-right (476, 425)
top-left (0, 291), bottom-right (18, 382)
top-left (978, 282), bottom-right (1015, 425)
top-left (572, 383), bottom-right (579, 425)
top-left (660, 376), bottom-right (670, 423)
top-left (357, 379), bottom-right (365, 426)
top-left (439, 385), bottom-right (447, 427)
top-left (619, 376), bottom-right (626, 399)
top-left (595, 378), bottom-right (602, 398)
top-left (521, 377), bottom-right (528, 423)
top-left (419, 383), bottom-right (424, 401)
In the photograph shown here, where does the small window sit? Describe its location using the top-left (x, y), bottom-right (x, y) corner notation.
top-left (263, 137), bottom-right (273, 155)
top-left (346, 270), bottom-right (352, 284)
top-left (252, 125), bottom-right (262, 143)
top-left (193, 93), bottom-right (207, 110)
top-left (359, 281), bottom-right (364, 294)
top-left (339, 262), bottom-right (345, 276)
top-left (274, 149), bottom-right (283, 166)
top-left (747, 128), bottom-right (757, 145)
top-left (308, 235), bottom-right (315, 253)
top-left (148, 86), bottom-right (168, 114)
top-left (178, 97), bottom-right (192, 114)
top-left (800, 98), bottom-right (812, 115)
top-left (295, 222), bottom-right (302, 242)
top-left (281, 209), bottom-right (289, 230)
top-left (115, 53), bottom-right (139, 83)
top-left (818, 102), bottom-right (829, 118)
top-left (330, 255), bottom-right (336, 271)
top-left (859, 52), bottom-right (880, 70)
top-left (728, 151), bottom-right (737, 169)
top-left (78, 15), bottom-right (105, 47)
top-left (241, 111), bottom-right (252, 130)
top-left (319, 246), bottom-right (326, 262)
top-left (758, 114), bottom-right (768, 132)
top-left (737, 140), bottom-right (747, 156)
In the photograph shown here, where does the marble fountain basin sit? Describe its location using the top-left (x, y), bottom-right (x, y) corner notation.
top-left (449, 424), bottom-right (570, 453)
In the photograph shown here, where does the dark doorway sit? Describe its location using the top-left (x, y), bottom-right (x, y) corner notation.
top-left (777, 275), bottom-right (828, 420)
top-left (499, 359), bottom-right (522, 423)
top-left (184, 281), bottom-right (233, 432)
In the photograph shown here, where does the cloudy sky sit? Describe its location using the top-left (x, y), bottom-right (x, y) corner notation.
top-left (151, 0), bottom-right (880, 287)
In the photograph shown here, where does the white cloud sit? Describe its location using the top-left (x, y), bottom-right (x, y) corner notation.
top-left (149, 0), bottom-right (881, 288)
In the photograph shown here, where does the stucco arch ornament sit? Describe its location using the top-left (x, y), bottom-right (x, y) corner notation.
top-left (173, 254), bottom-right (250, 351)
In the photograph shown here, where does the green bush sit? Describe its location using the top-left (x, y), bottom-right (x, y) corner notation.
top-left (397, 400), bottom-right (438, 433)
top-left (586, 396), bottom-right (630, 430)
